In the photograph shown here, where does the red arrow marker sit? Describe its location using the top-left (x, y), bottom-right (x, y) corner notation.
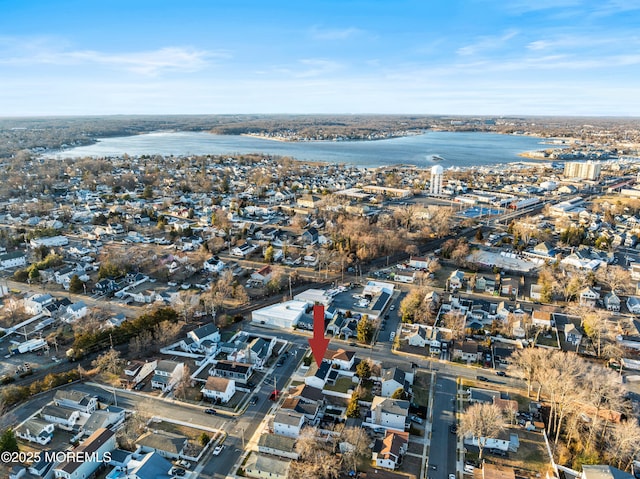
top-left (308, 304), bottom-right (330, 367)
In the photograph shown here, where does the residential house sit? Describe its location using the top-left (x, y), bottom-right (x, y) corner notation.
top-left (368, 397), bottom-right (410, 432)
top-left (181, 322), bottom-right (220, 354)
top-left (273, 411), bottom-right (305, 438)
top-left (492, 343), bottom-right (516, 365)
top-left (305, 361), bottom-right (332, 390)
top-left (451, 340), bottom-right (482, 362)
top-left (244, 453), bottom-right (291, 479)
top-left (280, 397), bottom-right (320, 424)
top-left (564, 323), bottom-right (583, 347)
top-left (120, 451), bottom-right (173, 479)
top-left (41, 404), bottom-right (81, 430)
top-left (210, 360), bottom-right (253, 384)
top-left (151, 360), bottom-right (184, 392)
top-left (604, 292), bottom-right (621, 312)
top-left (257, 434), bottom-right (299, 460)
top-left (53, 389), bottom-right (98, 414)
top-left (409, 256), bottom-right (431, 270)
top-left (323, 348), bottom-right (355, 370)
top-left (463, 429), bottom-right (516, 453)
top-left (82, 407), bottom-right (125, 437)
top-left (529, 284), bottom-right (543, 301)
top-left (203, 256), bottom-right (225, 274)
top-left (15, 419), bottom-right (54, 445)
top-left (531, 310), bottom-right (553, 329)
top-left (250, 265), bottom-right (273, 285)
top-left (230, 242), bottom-right (258, 258)
top-left (372, 430), bottom-right (409, 470)
top-left (381, 367), bottom-right (413, 398)
top-left (406, 325), bottom-right (427, 347)
top-left (244, 337), bottom-right (275, 368)
top-left (448, 270), bottom-right (465, 290)
top-left (0, 250), bottom-right (26, 270)
top-left (394, 270), bottom-right (415, 284)
top-left (136, 430), bottom-right (187, 460)
top-left (61, 301), bottom-right (88, 323)
top-left (23, 293), bottom-right (55, 315)
top-left (476, 276), bottom-right (496, 294)
top-left (581, 465), bottom-right (635, 479)
top-left (119, 360), bottom-right (157, 388)
top-left (500, 277), bottom-right (519, 297)
top-left (579, 287), bottom-right (600, 307)
top-left (301, 227), bottom-right (319, 245)
top-left (201, 376), bottom-right (236, 403)
top-left (54, 428), bottom-right (116, 479)
top-left (627, 296), bottom-right (640, 314)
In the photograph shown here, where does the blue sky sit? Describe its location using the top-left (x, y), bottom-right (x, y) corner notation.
top-left (1, 0), bottom-right (639, 116)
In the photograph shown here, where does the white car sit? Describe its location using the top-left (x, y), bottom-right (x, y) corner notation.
top-left (176, 460), bottom-right (191, 469)
top-left (390, 332), bottom-right (396, 340)
top-left (213, 444), bottom-right (225, 456)
top-left (449, 474), bottom-right (456, 479)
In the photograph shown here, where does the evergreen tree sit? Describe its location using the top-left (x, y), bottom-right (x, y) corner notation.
top-left (0, 429), bottom-right (18, 453)
top-left (69, 274), bottom-right (84, 294)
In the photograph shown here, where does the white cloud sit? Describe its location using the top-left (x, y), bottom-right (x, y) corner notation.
top-left (0, 36), bottom-right (222, 75)
top-left (309, 26), bottom-right (363, 41)
top-left (457, 30), bottom-right (519, 56)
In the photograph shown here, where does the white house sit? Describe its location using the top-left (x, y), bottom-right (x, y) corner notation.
top-left (381, 368), bottom-right (413, 398)
top-left (627, 296), bottom-right (640, 314)
top-left (151, 360), bottom-right (184, 392)
top-left (244, 453), bottom-right (291, 479)
top-left (604, 292), bottom-right (621, 312)
top-left (23, 293), bottom-right (55, 315)
top-left (273, 412), bottom-right (305, 438)
top-left (463, 430), bottom-right (515, 453)
top-left (0, 250), bottom-right (26, 270)
top-left (181, 322), bottom-right (220, 354)
top-left (57, 301), bottom-right (88, 324)
top-left (579, 287), bottom-right (600, 307)
top-left (16, 419), bottom-right (54, 445)
top-left (406, 325), bottom-right (427, 347)
top-left (119, 360), bottom-right (157, 389)
top-left (448, 270), bottom-right (465, 290)
top-left (53, 389), bottom-right (98, 414)
top-left (202, 376), bottom-right (236, 403)
top-left (367, 397), bottom-right (409, 432)
top-left (203, 256), bottom-right (225, 274)
top-left (41, 404), bottom-right (81, 430)
top-left (323, 348), bottom-right (355, 370)
top-left (54, 428), bottom-right (116, 479)
top-left (564, 323), bottom-right (583, 347)
top-left (251, 265), bottom-right (274, 285)
top-left (372, 430), bottom-right (409, 470)
top-left (394, 270), bottom-right (416, 284)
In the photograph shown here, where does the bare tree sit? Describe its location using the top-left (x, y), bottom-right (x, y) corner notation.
top-left (339, 426), bottom-right (371, 473)
top-left (606, 418), bottom-right (640, 471)
top-left (289, 427), bottom-right (341, 479)
top-left (91, 349), bottom-right (124, 375)
top-left (597, 264), bottom-right (632, 295)
top-left (459, 402), bottom-right (505, 461)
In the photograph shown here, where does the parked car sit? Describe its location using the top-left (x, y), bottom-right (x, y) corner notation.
top-left (176, 460), bottom-right (191, 469)
top-left (134, 382), bottom-right (145, 391)
top-left (410, 415), bottom-right (423, 425)
top-left (247, 381), bottom-right (256, 388)
top-left (450, 474), bottom-right (456, 479)
top-left (390, 332), bottom-right (396, 340)
top-left (496, 371), bottom-right (507, 377)
top-left (249, 396), bottom-right (258, 405)
top-left (390, 305), bottom-right (396, 310)
top-left (477, 376), bottom-right (489, 382)
top-left (464, 465), bottom-right (475, 474)
top-left (204, 408), bottom-right (217, 415)
top-left (172, 468), bottom-right (186, 476)
top-left (449, 424), bottom-right (457, 434)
